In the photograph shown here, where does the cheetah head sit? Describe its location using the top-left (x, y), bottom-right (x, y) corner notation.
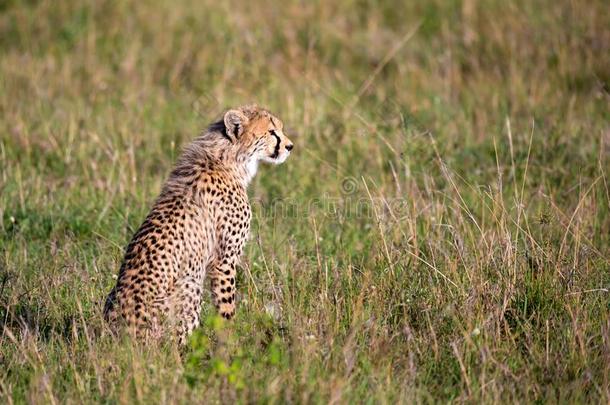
top-left (223, 105), bottom-right (294, 165)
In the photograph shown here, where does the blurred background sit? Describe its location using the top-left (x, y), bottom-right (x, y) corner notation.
top-left (0, 0), bottom-right (609, 402)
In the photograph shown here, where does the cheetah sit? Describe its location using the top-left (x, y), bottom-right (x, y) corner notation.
top-left (103, 105), bottom-right (293, 344)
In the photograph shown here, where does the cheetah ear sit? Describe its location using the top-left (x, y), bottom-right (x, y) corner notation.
top-left (224, 109), bottom-right (248, 140)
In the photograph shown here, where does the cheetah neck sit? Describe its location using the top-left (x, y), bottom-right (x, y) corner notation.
top-left (228, 154), bottom-right (258, 188)
top-left (179, 133), bottom-right (260, 189)
top-left (244, 159), bottom-right (259, 184)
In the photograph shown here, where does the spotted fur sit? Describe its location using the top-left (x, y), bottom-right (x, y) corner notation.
top-left (103, 105), bottom-right (293, 344)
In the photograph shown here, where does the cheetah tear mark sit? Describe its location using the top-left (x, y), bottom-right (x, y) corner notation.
top-left (270, 130), bottom-right (281, 159)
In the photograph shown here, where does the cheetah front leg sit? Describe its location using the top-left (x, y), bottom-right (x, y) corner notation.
top-left (209, 258), bottom-right (237, 319)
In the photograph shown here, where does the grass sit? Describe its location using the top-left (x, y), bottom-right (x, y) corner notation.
top-left (1, 0), bottom-right (609, 402)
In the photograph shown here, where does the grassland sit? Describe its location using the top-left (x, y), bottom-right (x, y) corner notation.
top-left (1, 0), bottom-right (609, 403)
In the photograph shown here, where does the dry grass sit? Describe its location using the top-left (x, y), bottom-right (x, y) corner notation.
top-left (1, 0), bottom-right (609, 403)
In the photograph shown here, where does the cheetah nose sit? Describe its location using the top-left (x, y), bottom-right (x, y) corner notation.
top-left (285, 143), bottom-right (294, 151)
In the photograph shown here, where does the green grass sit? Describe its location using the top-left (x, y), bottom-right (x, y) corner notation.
top-left (1, 0), bottom-right (609, 402)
